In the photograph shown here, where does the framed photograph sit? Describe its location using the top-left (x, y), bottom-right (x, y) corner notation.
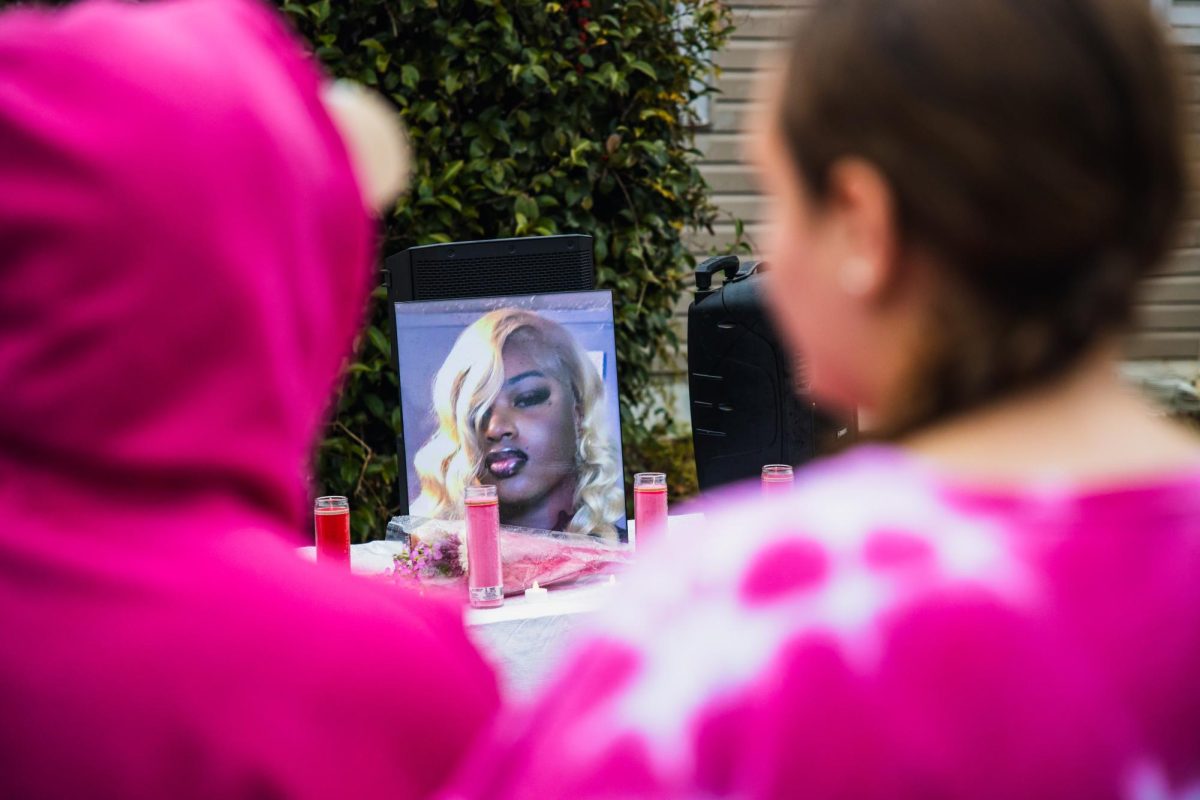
top-left (393, 290), bottom-right (627, 541)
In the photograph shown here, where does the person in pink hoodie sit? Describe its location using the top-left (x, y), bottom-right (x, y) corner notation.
top-left (0, 1), bottom-right (496, 797)
top-left (445, 0), bottom-right (1200, 798)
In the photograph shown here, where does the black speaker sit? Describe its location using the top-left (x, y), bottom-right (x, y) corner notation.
top-left (383, 234), bottom-right (598, 514)
top-left (687, 256), bottom-right (851, 493)
top-left (384, 234), bottom-right (594, 303)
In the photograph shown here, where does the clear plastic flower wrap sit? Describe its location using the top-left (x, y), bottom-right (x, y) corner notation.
top-left (383, 515), bottom-right (632, 597)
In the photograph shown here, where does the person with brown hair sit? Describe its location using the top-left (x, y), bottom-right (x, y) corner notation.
top-left (444, 0), bottom-right (1200, 797)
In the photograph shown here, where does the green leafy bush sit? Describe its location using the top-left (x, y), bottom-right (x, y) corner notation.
top-left (275, 0), bottom-right (733, 540)
top-left (623, 414), bottom-right (700, 510)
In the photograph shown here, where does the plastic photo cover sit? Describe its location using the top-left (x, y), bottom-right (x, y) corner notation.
top-left (394, 290), bottom-right (627, 542)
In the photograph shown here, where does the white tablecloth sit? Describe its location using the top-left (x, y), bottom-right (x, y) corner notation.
top-left (298, 514), bottom-right (702, 694)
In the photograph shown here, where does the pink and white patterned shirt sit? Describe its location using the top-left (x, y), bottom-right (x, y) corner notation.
top-left (447, 445), bottom-right (1200, 799)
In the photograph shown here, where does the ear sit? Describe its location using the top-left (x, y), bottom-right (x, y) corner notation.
top-left (321, 80), bottom-right (411, 214)
top-left (825, 158), bottom-right (901, 300)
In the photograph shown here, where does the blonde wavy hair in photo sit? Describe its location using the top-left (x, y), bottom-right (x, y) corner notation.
top-left (410, 308), bottom-right (624, 539)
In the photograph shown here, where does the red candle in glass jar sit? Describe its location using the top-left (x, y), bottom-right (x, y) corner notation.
top-left (465, 485), bottom-right (503, 609)
top-left (314, 495), bottom-right (350, 569)
top-left (633, 472), bottom-right (668, 548)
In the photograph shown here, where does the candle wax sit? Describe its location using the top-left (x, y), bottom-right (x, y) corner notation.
top-left (761, 476), bottom-right (795, 497)
top-left (634, 487), bottom-right (668, 548)
top-left (466, 500), bottom-right (503, 608)
top-left (314, 509), bottom-right (350, 568)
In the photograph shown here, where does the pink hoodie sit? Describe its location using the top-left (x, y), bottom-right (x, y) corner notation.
top-left (0, 1), bottom-right (496, 796)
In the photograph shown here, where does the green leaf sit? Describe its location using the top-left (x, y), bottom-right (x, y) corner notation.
top-left (441, 160), bottom-right (465, 183)
top-left (437, 194), bottom-right (463, 212)
top-left (401, 64), bottom-right (420, 90)
top-left (366, 326), bottom-right (391, 357)
top-left (514, 194), bottom-right (539, 220)
top-left (629, 60), bottom-right (657, 80)
top-left (365, 393), bottom-right (386, 420)
top-left (417, 101), bottom-right (439, 123)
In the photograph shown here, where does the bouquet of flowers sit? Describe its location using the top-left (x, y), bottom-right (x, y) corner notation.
top-left (383, 515), bottom-right (631, 597)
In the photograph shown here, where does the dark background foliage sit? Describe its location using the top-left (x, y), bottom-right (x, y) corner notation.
top-left (274, 0), bottom-right (733, 539)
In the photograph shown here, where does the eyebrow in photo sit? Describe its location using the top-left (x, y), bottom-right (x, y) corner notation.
top-left (505, 370), bottom-right (546, 386)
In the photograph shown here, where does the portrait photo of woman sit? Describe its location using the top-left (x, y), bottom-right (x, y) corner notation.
top-left (397, 293), bottom-right (626, 540)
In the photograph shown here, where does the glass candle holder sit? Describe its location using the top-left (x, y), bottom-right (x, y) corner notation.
top-left (465, 485), bottom-right (503, 609)
top-left (761, 464), bottom-right (795, 496)
top-left (314, 496), bottom-right (351, 569)
top-left (633, 472), bottom-right (668, 548)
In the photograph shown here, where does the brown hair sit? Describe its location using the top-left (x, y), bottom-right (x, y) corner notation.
top-left (778, 0), bottom-right (1188, 437)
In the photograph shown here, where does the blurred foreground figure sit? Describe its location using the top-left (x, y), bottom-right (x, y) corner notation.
top-left (0, 1), bottom-right (496, 797)
top-left (447, 0), bottom-right (1200, 797)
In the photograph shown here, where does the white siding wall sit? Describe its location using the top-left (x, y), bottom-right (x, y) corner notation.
top-left (670, 0), bottom-right (1200, 386)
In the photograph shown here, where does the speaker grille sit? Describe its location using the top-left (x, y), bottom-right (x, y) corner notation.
top-left (411, 250), bottom-right (593, 300)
